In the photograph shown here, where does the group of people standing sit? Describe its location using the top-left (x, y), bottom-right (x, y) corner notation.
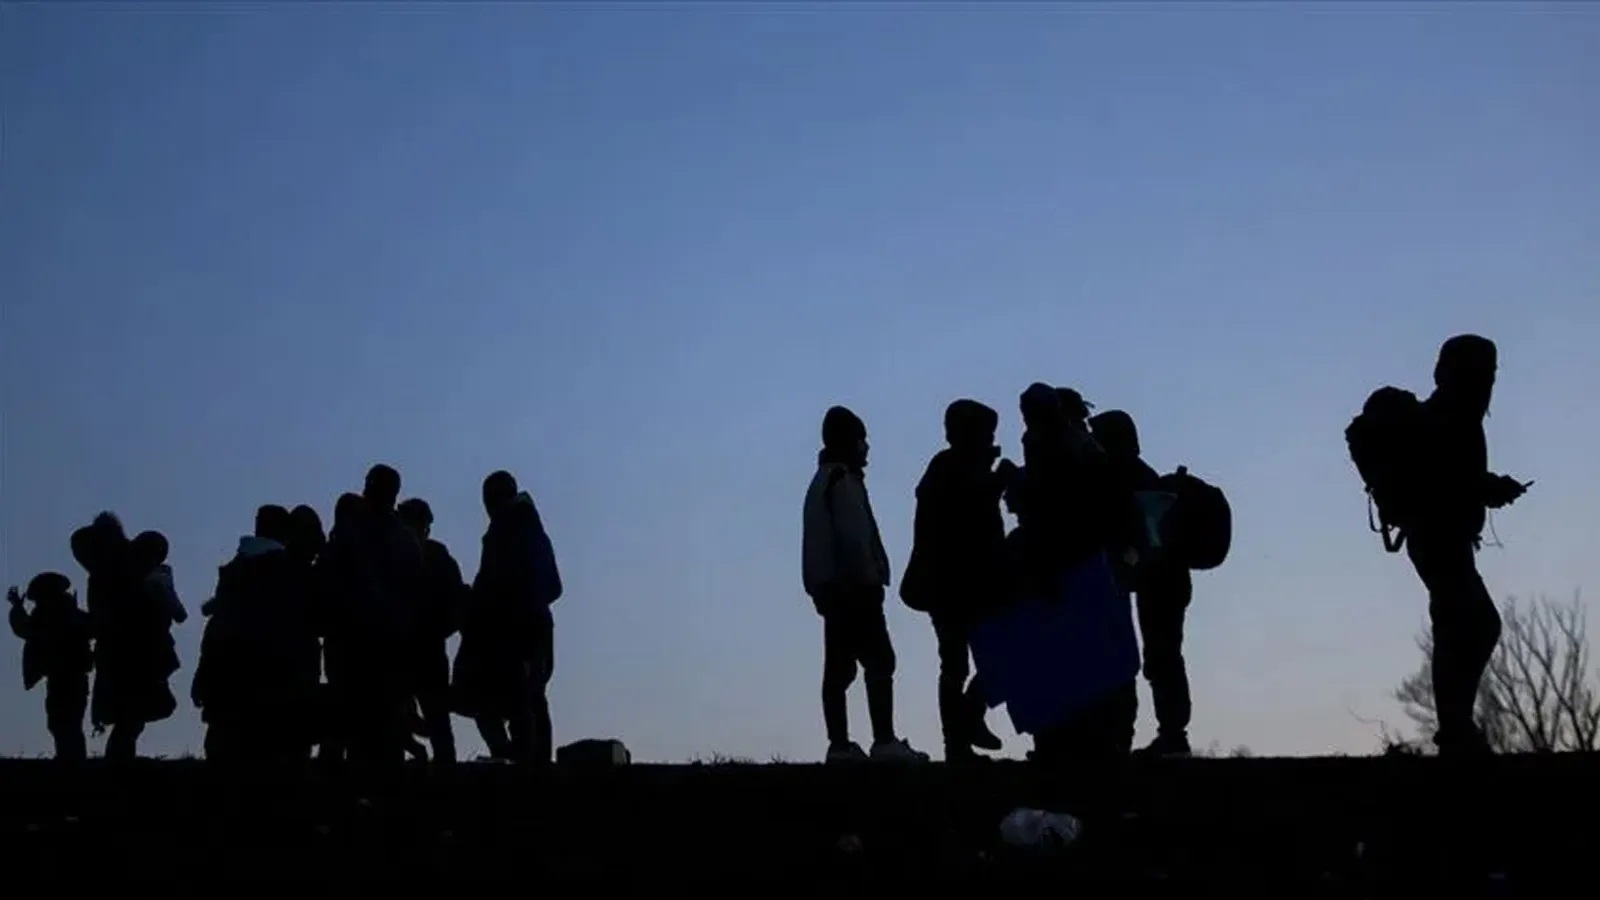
top-left (8, 465), bottom-right (563, 764)
top-left (8, 334), bottom-right (1529, 764)
top-left (801, 384), bottom-right (1220, 764)
top-left (798, 332), bottom-right (1529, 766)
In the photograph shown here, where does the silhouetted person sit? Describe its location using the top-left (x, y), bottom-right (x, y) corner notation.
top-left (461, 470), bottom-right (564, 763)
top-left (72, 512), bottom-right (177, 760)
top-left (1092, 409), bottom-right (1194, 757)
top-left (901, 399), bottom-right (1007, 761)
top-left (193, 505), bottom-right (311, 761)
top-left (397, 497), bottom-right (465, 764)
top-left (803, 406), bottom-right (927, 764)
top-left (286, 505), bottom-right (328, 758)
top-left (315, 493), bottom-right (377, 762)
top-left (353, 464), bottom-right (425, 762)
top-left (132, 531), bottom-right (189, 630)
top-left (8, 573), bottom-right (92, 760)
top-left (1411, 335), bottom-right (1529, 755)
top-left (1010, 384), bottom-right (1112, 577)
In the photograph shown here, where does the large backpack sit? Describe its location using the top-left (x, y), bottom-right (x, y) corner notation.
top-left (1156, 466), bottom-right (1232, 571)
top-left (1345, 386), bottom-right (1426, 552)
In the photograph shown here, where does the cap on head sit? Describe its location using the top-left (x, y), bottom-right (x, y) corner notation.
top-left (821, 405), bottom-right (867, 449)
top-left (255, 505), bottom-right (293, 543)
top-left (1436, 334), bottom-right (1498, 383)
top-left (1088, 409), bottom-right (1140, 459)
top-left (483, 470), bottom-right (519, 509)
top-left (131, 530), bottom-right (170, 568)
top-left (26, 571), bottom-right (72, 600)
top-left (363, 464), bottom-right (402, 509)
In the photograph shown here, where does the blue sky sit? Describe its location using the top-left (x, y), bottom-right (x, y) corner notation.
top-left (2, 2), bottom-right (1596, 761)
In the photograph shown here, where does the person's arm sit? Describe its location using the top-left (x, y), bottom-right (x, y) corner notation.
top-left (8, 590), bottom-right (32, 641)
top-left (439, 545), bottom-right (467, 638)
top-left (153, 569), bottom-right (188, 625)
top-left (827, 475), bottom-right (881, 587)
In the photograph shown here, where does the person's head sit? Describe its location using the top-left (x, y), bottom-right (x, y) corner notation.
top-left (1019, 383), bottom-right (1061, 430)
top-left (289, 505), bottom-right (327, 558)
top-left (71, 512), bottom-right (130, 573)
top-left (397, 498), bottom-right (434, 540)
top-left (332, 493), bottom-right (367, 535)
top-left (821, 405), bottom-right (869, 467)
top-left (483, 470), bottom-right (519, 516)
top-left (1055, 387), bottom-right (1093, 426)
top-left (363, 464), bottom-right (402, 512)
top-left (255, 504), bottom-right (293, 544)
top-left (1088, 409), bottom-right (1140, 460)
top-left (1434, 334), bottom-right (1498, 416)
top-left (944, 399), bottom-right (999, 453)
top-left (25, 572), bottom-right (73, 607)
top-left (130, 530), bottom-right (170, 572)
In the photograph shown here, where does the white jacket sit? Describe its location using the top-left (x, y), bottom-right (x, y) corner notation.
top-left (802, 463), bottom-right (891, 599)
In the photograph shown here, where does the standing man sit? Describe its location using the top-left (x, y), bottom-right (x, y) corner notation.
top-left (470, 470), bottom-right (563, 763)
top-left (901, 399), bottom-right (1008, 761)
top-left (1091, 409), bottom-right (1193, 758)
top-left (803, 405), bottom-right (928, 764)
top-left (397, 498), bottom-right (467, 764)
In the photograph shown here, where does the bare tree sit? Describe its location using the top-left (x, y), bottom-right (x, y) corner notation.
top-left (1395, 593), bottom-right (1600, 753)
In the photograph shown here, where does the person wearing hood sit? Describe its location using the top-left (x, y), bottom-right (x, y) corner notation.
top-left (463, 470), bottom-right (564, 763)
top-left (192, 505), bottom-right (307, 761)
top-left (132, 531), bottom-right (189, 629)
top-left (1091, 409), bottom-right (1194, 758)
top-left (803, 406), bottom-right (928, 764)
top-left (1010, 384), bottom-right (1114, 578)
top-left (72, 511), bottom-right (175, 760)
top-left (397, 497), bottom-right (467, 764)
top-left (8, 573), bottom-right (92, 760)
top-left (313, 492), bottom-right (378, 762)
top-left (1409, 335), bottom-right (1529, 756)
top-left (901, 399), bottom-right (1008, 761)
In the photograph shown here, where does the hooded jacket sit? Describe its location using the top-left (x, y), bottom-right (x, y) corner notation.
top-left (900, 448), bottom-right (1007, 613)
top-left (192, 536), bottom-right (314, 715)
top-left (802, 462), bottom-right (890, 599)
top-left (473, 492), bottom-right (563, 635)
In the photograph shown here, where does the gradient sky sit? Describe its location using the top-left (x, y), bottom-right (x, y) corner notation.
top-left (2, 2), bottom-right (1596, 761)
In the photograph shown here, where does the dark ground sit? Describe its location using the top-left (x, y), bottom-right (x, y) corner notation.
top-left (2, 754), bottom-right (1596, 893)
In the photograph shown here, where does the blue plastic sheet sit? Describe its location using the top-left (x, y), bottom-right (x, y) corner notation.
top-left (970, 551), bottom-right (1140, 735)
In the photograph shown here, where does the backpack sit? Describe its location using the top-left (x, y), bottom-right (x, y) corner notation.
top-left (1345, 386), bottom-right (1426, 552)
top-left (1156, 466), bottom-right (1232, 571)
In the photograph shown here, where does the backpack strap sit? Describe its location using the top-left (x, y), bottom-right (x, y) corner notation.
top-left (1367, 493), bottom-right (1407, 553)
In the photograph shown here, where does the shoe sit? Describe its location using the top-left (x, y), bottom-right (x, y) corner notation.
top-left (1134, 733), bottom-right (1192, 758)
top-left (869, 737), bottom-right (930, 763)
top-left (1436, 725), bottom-right (1494, 758)
top-left (826, 741), bottom-right (868, 764)
top-left (969, 717), bottom-right (1004, 752)
top-left (945, 746), bottom-right (994, 764)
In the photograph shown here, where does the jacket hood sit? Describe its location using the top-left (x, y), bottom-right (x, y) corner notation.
top-left (234, 535), bottom-right (286, 559)
top-left (1089, 409), bottom-right (1141, 460)
top-left (494, 492), bottom-right (545, 531)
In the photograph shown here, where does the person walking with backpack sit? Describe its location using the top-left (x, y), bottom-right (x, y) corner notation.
top-left (1348, 334), bottom-right (1530, 756)
top-left (901, 399), bottom-right (1008, 762)
top-left (803, 406), bottom-right (927, 764)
